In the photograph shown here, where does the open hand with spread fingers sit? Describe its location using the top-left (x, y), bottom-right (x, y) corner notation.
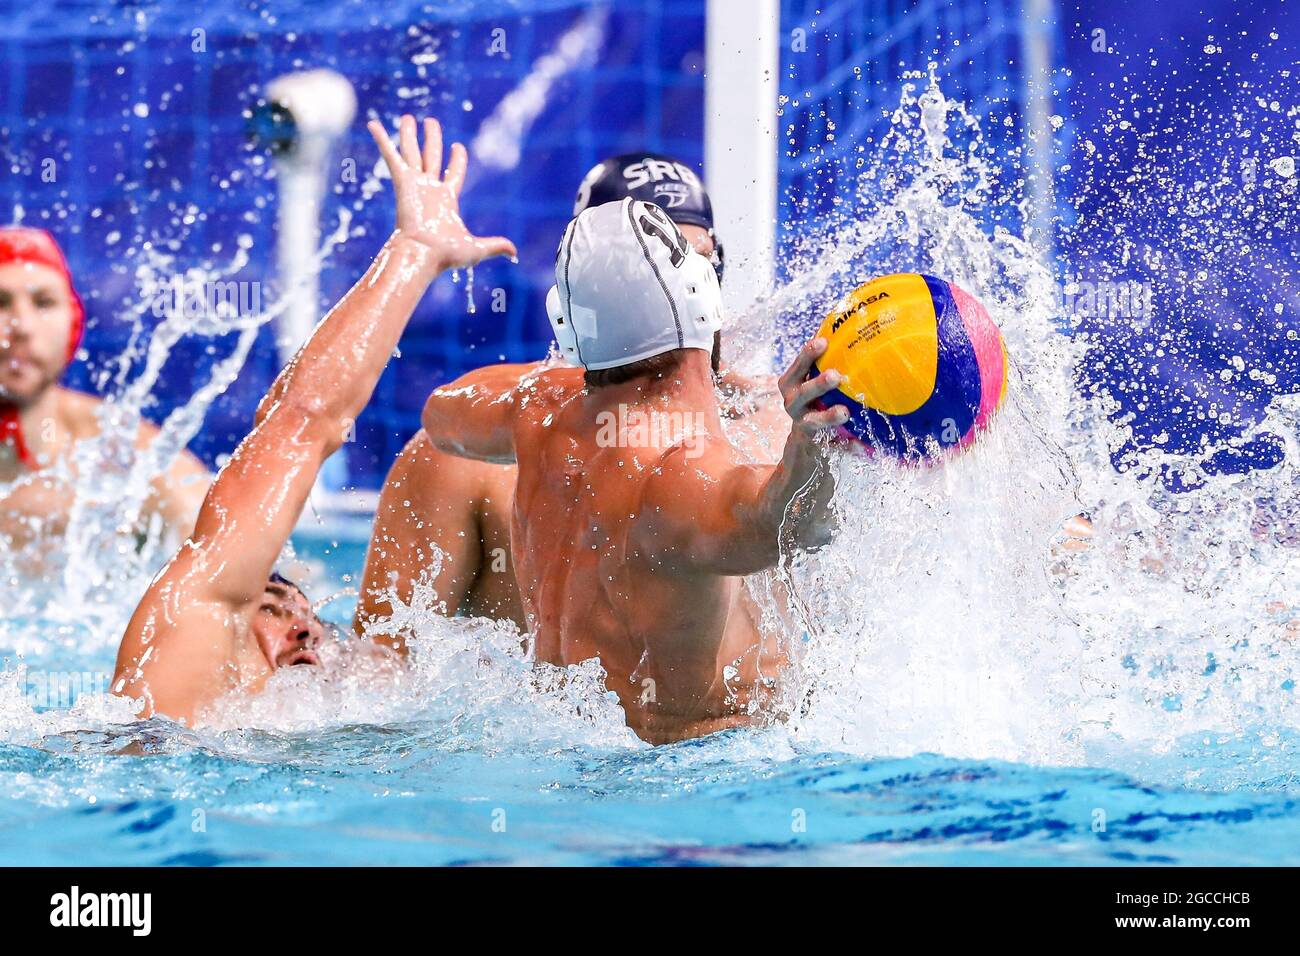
top-left (367, 114), bottom-right (517, 271)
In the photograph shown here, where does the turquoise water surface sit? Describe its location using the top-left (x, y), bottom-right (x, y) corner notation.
top-left (1, 524), bottom-right (1297, 867)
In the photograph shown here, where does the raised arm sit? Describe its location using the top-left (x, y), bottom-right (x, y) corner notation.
top-left (115, 115), bottom-right (514, 719)
top-left (421, 361), bottom-right (547, 463)
top-left (638, 337), bottom-right (846, 576)
top-left (185, 115), bottom-right (514, 606)
top-left (144, 443), bottom-right (211, 541)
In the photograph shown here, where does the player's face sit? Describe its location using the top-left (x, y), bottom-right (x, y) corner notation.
top-left (252, 581), bottom-right (324, 669)
top-left (0, 262), bottom-right (76, 405)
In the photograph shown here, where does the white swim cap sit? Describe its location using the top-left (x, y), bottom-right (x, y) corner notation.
top-left (546, 198), bottom-right (723, 371)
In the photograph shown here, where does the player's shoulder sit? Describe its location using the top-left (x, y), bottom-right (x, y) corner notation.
top-left (639, 434), bottom-right (739, 504)
top-left (515, 363), bottom-right (584, 415)
top-left (54, 386), bottom-right (105, 438)
top-left (521, 361), bottom-right (584, 392)
top-left (57, 386), bottom-right (176, 447)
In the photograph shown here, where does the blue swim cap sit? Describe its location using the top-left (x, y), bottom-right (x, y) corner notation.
top-left (268, 571), bottom-right (303, 594)
top-left (573, 153), bottom-right (724, 280)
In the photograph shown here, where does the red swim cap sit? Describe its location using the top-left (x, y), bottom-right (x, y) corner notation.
top-left (0, 228), bottom-right (85, 468)
top-left (0, 407), bottom-right (34, 467)
top-left (0, 227), bottom-right (85, 364)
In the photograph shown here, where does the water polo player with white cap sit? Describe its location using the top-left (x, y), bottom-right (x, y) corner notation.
top-left (354, 152), bottom-right (785, 648)
top-left (546, 197), bottom-right (724, 373)
top-left (420, 198), bottom-right (848, 744)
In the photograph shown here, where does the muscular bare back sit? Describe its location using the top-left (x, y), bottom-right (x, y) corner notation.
top-left (421, 196), bottom-right (843, 745)
top-left (485, 364), bottom-right (814, 744)
top-left (353, 370), bottom-right (786, 645)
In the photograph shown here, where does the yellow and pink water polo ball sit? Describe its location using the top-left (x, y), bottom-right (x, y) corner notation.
top-left (811, 273), bottom-right (1008, 460)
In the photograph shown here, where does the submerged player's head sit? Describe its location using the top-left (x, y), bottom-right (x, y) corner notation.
top-left (253, 572), bottom-right (324, 669)
top-left (573, 152), bottom-right (724, 281)
top-left (547, 197), bottom-right (724, 388)
top-left (0, 227), bottom-right (84, 407)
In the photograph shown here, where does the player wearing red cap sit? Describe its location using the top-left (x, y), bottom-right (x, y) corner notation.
top-left (0, 227), bottom-right (210, 551)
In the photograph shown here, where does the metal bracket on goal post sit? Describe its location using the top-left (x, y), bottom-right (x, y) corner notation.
top-left (705, 0), bottom-right (779, 336)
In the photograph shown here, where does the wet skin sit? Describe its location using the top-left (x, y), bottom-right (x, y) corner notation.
top-left (355, 428), bottom-right (527, 646)
top-left (352, 370), bottom-right (789, 647)
top-left (255, 582), bottom-right (325, 669)
top-left (113, 115), bottom-right (517, 724)
top-left (422, 341), bottom-right (846, 744)
top-left (353, 223), bottom-right (791, 642)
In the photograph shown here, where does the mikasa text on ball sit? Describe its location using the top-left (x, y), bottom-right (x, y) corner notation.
top-left (811, 273), bottom-right (1008, 460)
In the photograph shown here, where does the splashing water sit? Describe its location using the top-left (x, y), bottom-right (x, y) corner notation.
top-left (726, 71), bottom-right (1299, 774)
top-left (0, 213), bottom-right (354, 649)
top-left (7, 72), bottom-right (1296, 764)
top-left (724, 72), bottom-right (1087, 763)
top-left (2, 71), bottom-right (1299, 865)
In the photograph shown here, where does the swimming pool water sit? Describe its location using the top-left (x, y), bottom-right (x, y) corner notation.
top-left (0, 521), bottom-right (1297, 867)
